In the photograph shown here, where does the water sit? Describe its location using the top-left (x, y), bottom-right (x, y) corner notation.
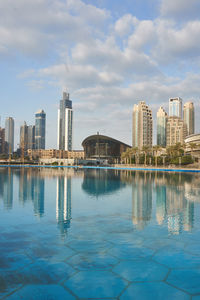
top-left (0, 167), bottom-right (200, 299)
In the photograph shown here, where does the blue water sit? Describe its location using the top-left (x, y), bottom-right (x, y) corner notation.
top-left (0, 167), bottom-right (200, 299)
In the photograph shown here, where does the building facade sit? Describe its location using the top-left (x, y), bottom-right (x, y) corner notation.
top-left (20, 122), bottom-right (28, 151)
top-left (35, 110), bottom-right (46, 149)
top-left (183, 102), bottom-right (195, 136)
top-left (57, 91), bottom-right (73, 151)
top-left (27, 149), bottom-right (84, 160)
top-left (166, 116), bottom-right (187, 146)
top-left (0, 127), bottom-right (6, 154)
top-left (157, 107), bottom-right (167, 147)
top-left (5, 117), bottom-right (14, 154)
top-left (82, 134), bottom-right (131, 161)
top-left (27, 125), bottom-right (35, 150)
top-left (132, 101), bottom-right (153, 149)
top-left (169, 97), bottom-right (182, 118)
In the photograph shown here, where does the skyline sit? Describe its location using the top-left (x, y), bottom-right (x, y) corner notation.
top-left (1, 0), bottom-right (200, 149)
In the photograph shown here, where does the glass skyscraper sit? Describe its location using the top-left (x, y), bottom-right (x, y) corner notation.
top-left (35, 110), bottom-right (46, 149)
top-left (169, 97), bottom-right (182, 118)
top-left (183, 102), bottom-right (194, 136)
top-left (57, 91), bottom-right (73, 151)
top-left (5, 117), bottom-right (14, 154)
top-left (157, 107), bottom-right (167, 146)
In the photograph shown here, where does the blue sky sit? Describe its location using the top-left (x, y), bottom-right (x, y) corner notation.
top-left (0, 0), bottom-right (200, 149)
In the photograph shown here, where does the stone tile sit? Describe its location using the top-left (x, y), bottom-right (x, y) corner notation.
top-left (0, 271), bottom-right (22, 299)
top-left (67, 252), bottom-right (119, 270)
top-left (153, 247), bottom-right (200, 268)
top-left (120, 282), bottom-right (190, 300)
top-left (0, 252), bottom-right (32, 271)
top-left (68, 239), bottom-right (112, 254)
top-left (0, 261), bottom-right (76, 289)
top-left (5, 284), bottom-right (75, 300)
top-left (113, 259), bottom-right (168, 282)
top-left (167, 269), bottom-right (200, 295)
top-left (64, 270), bottom-right (127, 298)
top-left (108, 244), bottom-right (154, 260)
top-left (26, 244), bottom-right (75, 262)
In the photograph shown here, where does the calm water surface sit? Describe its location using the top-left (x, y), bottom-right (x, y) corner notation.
top-left (0, 167), bottom-right (200, 299)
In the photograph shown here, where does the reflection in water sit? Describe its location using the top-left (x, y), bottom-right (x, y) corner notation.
top-left (2, 168), bottom-right (13, 210)
top-left (0, 168), bottom-right (199, 236)
top-left (82, 169), bottom-right (126, 196)
top-left (129, 170), bottom-right (196, 234)
top-left (132, 172), bottom-right (152, 229)
top-left (18, 168), bottom-right (44, 217)
top-left (56, 176), bottom-right (72, 236)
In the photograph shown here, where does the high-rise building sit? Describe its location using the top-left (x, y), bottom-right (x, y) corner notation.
top-left (57, 91), bottom-right (73, 151)
top-left (20, 122), bottom-right (28, 151)
top-left (35, 110), bottom-right (46, 149)
top-left (157, 107), bottom-right (167, 147)
top-left (5, 117), bottom-right (14, 154)
top-left (132, 101), bottom-right (153, 149)
top-left (169, 97), bottom-right (182, 118)
top-left (183, 102), bottom-right (195, 136)
top-left (0, 127), bottom-right (6, 154)
top-left (166, 116), bottom-right (187, 146)
top-left (27, 125), bottom-right (35, 150)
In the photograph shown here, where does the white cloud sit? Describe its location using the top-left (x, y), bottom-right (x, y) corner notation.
top-left (160, 0), bottom-right (200, 21)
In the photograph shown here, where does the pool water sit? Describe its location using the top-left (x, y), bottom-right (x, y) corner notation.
top-left (0, 167), bottom-right (200, 299)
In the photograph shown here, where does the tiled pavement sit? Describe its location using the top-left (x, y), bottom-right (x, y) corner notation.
top-left (1, 216), bottom-right (200, 300)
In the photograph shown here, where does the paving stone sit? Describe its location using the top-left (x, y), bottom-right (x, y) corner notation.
top-left (113, 259), bottom-right (168, 282)
top-left (167, 269), bottom-right (200, 295)
top-left (64, 270), bottom-right (128, 298)
top-left (67, 252), bottom-right (119, 270)
top-left (5, 284), bottom-right (75, 300)
top-left (120, 282), bottom-right (190, 300)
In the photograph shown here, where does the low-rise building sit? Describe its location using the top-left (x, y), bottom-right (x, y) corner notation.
top-left (27, 149), bottom-right (84, 160)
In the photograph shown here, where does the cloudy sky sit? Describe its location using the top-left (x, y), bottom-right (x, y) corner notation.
top-left (1, 0), bottom-right (200, 149)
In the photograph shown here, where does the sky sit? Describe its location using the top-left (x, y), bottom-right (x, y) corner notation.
top-left (0, 0), bottom-right (200, 150)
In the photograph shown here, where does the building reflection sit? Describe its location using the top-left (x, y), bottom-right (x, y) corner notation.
top-left (131, 171), bottom-right (152, 229)
top-left (0, 167), bottom-right (199, 236)
top-left (2, 168), bottom-right (13, 210)
top-left (18, 168), bottom-right (44, 217)
top-left (56, 176), bottom-right (72, 236)
top-left (82, 169), bottom-right (126, 197)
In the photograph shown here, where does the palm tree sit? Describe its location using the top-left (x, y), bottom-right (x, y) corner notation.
top-left (189, 142), bottom-right (197, 159)
top-left (132, 147), bottom-right (138, 165)
top-left (153, 145), bottom-right (161, 167)
top-left (142, 145), bottom-right (150, 166)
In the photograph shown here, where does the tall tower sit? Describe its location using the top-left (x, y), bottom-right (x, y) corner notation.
top-left (57, 91), bottom-right (73, 151)
top-left (157, 107), bottom-right (167, 147)
top-left (183, 102), bottom-right (194, 136)
top-left (5, 117), bottom-right (14, 154)
top-left (35, 110), bottom-right (46, 149)
top-left (20, 122), bottom-right (28, 151)
top-left (27, 125), bottom-right (35, 149)
top-left (169, 97), bottom-right (182, 118)
top-left (132, 101), bottom-right (153, 149)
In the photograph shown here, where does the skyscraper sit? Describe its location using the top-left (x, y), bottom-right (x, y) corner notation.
top-left (169, 97), bottom-right (182, 118)
top-left (27, 125), bottom-right (35, 149)
top-left (35, 110), bottom-right (46, 149)
top-left (183, 102), bottom-right (195, 136)
top-left (5, 117), bottom-right (14, 154)
top-left (166, 116), bottom-right (187, 146)
top-left (20, 122), bottom-right (28, 151)
top-left (157, 107), bottom-right (167, 147)
top-left (0, 127), bottom-right (6, 154)
top-left (57, 91), bottom-right (73, 151)
top-left (132, 101), bottom-right (153, 149)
